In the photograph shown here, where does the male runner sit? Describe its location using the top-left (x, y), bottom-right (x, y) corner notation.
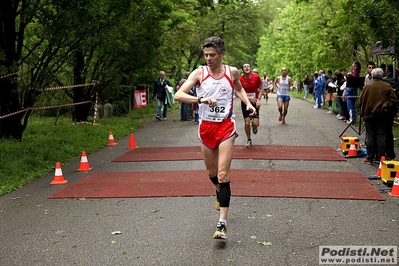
top-left (274, 67), bottom-right (294, 124)
top-left (174, 36), bottom-right (256, 239)
top-left (239, 63), bottom-right (263, 148)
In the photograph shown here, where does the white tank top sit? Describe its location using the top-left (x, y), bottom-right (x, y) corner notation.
top-left (197, 65), bottom-right (234, 122)
top-left (277, 75), bottom-right (290, 96)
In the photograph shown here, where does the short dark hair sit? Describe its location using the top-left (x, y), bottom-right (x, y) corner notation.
top-left (202, 36), bottom-right (225, 54)
top-left (242, 62), bottom-right (251, 70)
top-left (366, 61), bottom-right (375, 68)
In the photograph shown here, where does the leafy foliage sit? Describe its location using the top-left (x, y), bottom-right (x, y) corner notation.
top-left (1, 0), bottom-right (398, 140)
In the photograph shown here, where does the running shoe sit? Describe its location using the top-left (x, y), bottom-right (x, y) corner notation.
top-left (213, 222), bottom-right (227, 239)
top-left (245, 140), bottom-right (252, 148)
top-left (155, 116), bottom-right (162, 121)
top-left (214, 190), bottom-right (220, 210)
top-left (252, 125), bottom-right (258, 134)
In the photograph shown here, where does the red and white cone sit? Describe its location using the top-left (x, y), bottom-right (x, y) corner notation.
top-left (77, 151), bottom-right (92, 171)
top-left (388, 174), bottom-right (399, 197)
top-left (107, 132), bottom-right (117, 146)
top-left (50, 162), bottom-right (68, 185)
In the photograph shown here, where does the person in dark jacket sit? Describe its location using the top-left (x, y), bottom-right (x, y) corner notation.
top-left (336, 69), bottom-right (349, 120)
top-left (382, 74), bottom-right (398, 160)
top-left (360, 68), bottom-right (397, 164)
top-left (303, 74), bottom-right (310, 98)
top-left (153, 71), bottom-right (172, 120)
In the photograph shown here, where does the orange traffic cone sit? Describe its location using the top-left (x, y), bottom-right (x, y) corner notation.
top-left (77, 151), bottom-right (92, 171)
top-left (388, 174), bottom-right (399, 197)
top-left (346, 139), bottom-right (357, 157)
top-left (376, 156), bottom-right (386, 176)
top-left (128, 133), bottom-right (138, 149)
top-left (108, 132), bottom-right (117, 146)
top-left (50, 162), bottom-right (68, 185)
top-left (368, 156), bottom-right (385, 180)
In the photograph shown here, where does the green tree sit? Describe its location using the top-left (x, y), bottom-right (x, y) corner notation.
top-left (0, 0), bottom-right (175, 140)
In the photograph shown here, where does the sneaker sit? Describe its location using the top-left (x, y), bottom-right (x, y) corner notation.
top-left (252, 125), bottom-right (258, 134)
top-left (245, 140), bottom-right (252, 148)
top-left (155, 116), bottom-right (162, 121)
top-left (214, 190), bottom-right (220, 210)
top-left (163, 117), bottom-right (167, 121)
top-left (327, 110), bottom-right (332, 114)
top-left (278, 115), bottom-right (282, 121)
top-left (213, 222), bottom-right (227, 239)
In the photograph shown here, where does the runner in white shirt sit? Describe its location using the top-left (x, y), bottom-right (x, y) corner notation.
top-left (261, 72), bottom-right (272, 102)
top-left (174, 36), bottom-right (256, 240)
top-left (274, 67), bottom-right (295, 124)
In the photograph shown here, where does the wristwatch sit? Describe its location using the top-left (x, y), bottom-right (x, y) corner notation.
top-left (198, 97), bottom-right (203, 104)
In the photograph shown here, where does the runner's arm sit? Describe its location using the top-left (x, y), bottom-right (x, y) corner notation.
top-left (174, 70), bottom-right (202, 104)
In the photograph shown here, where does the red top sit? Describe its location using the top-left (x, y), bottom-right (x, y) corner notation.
top-left (239, 73), bottom-right (262, 98)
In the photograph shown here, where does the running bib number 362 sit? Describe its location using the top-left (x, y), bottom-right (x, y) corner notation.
top-left (209, 106), bottom-right (225, 113)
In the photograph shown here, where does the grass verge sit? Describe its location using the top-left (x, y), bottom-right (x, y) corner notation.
top-left (0, 101), bottom-right (175, 196)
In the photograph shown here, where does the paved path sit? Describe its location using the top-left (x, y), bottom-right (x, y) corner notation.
top-left (0, 93), bottom-right (398, 266)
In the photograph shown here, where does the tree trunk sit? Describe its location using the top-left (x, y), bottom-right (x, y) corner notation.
top-left (0, 78), bottom-right (24, 140)
top-left (72, 50), bottom-right (91, 122)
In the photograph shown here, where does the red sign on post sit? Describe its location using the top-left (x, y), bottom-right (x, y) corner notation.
top-left (134, 90), bottom-right (147, 108)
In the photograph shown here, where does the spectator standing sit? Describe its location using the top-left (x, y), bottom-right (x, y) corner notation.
top-left (325, 71), bottom-right (336, 113)
top-left (360, 68), bottom-right (397, 164)
top-left (345, 61), bottom-right (361, 125)
top-left (313, 72), bottom-right (323, 109)
top-left (153, 71), bottom-right (172, 121)
top-left (318, 70), bottom-right (326, 106)
top-left (303, 74), bottom-right (310, 98)
top-left (178, 71), bottom-right (193, 121)
top-left (308, 74), bottom-right (314, 98)
top-left (335, 70), bottom-right (348, 120)
top-left (382, 71), bottom-right (398, 160)
top-left (364, 62), bottom-right (375, 86)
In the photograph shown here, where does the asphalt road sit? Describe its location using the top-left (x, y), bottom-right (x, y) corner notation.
top-left (0, 93), bottom-right (398, 266)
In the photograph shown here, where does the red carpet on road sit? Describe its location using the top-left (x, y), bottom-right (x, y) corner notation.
top-left (48, 170), bottom-right (385, 201)
top-left (112, 145), bottom-right (345, 162)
